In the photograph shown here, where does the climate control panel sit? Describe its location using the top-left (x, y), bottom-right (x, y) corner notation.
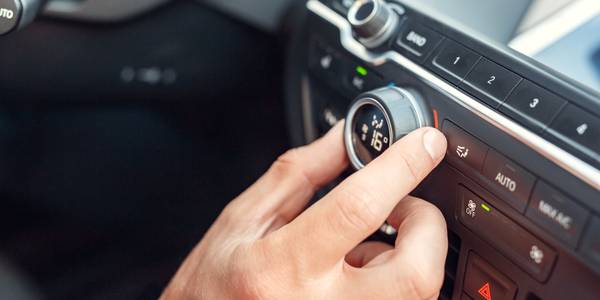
top-left (285, 0), bottom-right (600, 299)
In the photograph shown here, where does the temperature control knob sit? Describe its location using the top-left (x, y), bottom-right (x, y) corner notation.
top-left (344, 86), bottom-right (432, 169)
top-left (348, 0), bottom-right (399, 48)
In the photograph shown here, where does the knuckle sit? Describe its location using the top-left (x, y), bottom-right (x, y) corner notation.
top-left (219, 200), bottom-right (242, 225)
top-left (228, 247), bottom-right (269, 300)
top-left (408, 198), bottom-right (446, 225)
top-left (271, 148), bottom-right (315, 188)
top-left (331, 185), bottom-right (381, 234)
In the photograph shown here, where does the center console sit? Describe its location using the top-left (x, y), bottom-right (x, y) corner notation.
top-left (284, 1), bottom-right (600, 299)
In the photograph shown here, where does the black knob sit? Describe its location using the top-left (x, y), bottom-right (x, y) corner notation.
top-left (348, 0), bottom-right (399, 48)
top-left (0, 0), bottom-right (45, 35)
top-left (344, 86), bottom-right (432, 169)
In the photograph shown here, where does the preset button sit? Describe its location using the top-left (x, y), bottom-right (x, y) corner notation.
top-left (461, 58), bottom-right (522, 108)
top-left (500, 80), bottom-right (567, 133)
top-left (432, 39), bottom-right (481, 84)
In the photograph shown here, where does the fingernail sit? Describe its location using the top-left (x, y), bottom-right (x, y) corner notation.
top-left (423, 129), bottom-right (446, 160)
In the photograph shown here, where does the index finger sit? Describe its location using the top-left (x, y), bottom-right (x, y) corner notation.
top-left (271, 127), bottom-right (447, 272)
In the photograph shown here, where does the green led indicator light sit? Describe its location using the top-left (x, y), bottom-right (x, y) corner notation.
top-left (481, 203), bottom-right (491, 212)
top-left (356, 66), bottom-right (368, 76)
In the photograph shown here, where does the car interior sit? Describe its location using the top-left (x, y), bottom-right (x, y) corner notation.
top-left (1, 0), bottom-right (599, 299)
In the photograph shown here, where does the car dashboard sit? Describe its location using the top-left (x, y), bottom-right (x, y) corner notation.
top-left (283, 1), bottom-right (600, 299)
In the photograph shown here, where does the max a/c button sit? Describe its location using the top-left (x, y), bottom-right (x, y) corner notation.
top-left (482, 150), bottom-right (536, 213)
top-left (464, 253), bottom-right (517, 300)
top-left (526, 181), bottom-right (590, 247)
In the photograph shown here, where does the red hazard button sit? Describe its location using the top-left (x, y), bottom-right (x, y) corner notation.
top-left (464, 253), bottom-right (517, 300)
top-left (478, 282), bottom-right (492, 300)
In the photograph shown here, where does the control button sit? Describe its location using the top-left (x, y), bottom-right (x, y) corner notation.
top-left (464, 253), bottom-right (517, 300)
top-left (348, 0), bottom-right (399, 48)
top-left (442, 120), bottom-right (489, 171)
top-left (343, 65), bottom-right (384, 94)
top-left (394, 21), bottom-right (444, 62)
top-left (461, 58), bottom-right (522, 108)
top-left (526, 181), bottom-right (590, 247)
top-left (500, 80), bottom-right (567, 133)
top-left (309, 42), bottom-right (342, 83)
top-left (482, 149), bottom-right (536, 213)
top-left (344, 86), bottom-right (432, 169)
top-left (322, 107), bottom-right (342, 129)
top-left (459, 187), bottom-right (557, 282)
top-left (546, 104), bottom-right (600, 162)
top-left (581, 216), bottom-right (600, 273)
top-left (432, 39), bottom-right (481, 83)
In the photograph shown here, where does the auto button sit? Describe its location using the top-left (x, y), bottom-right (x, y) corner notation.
top-left (482, 150), bottom-right (536, 213)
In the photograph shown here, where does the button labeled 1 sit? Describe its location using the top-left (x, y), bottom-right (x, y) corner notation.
top-left (432, 39), bottom-right (481, 84)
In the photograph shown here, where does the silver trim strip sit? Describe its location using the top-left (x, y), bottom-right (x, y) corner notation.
top-left (307, 0), bottom-right (600, 191)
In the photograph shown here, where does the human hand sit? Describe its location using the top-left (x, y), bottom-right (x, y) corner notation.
top-left (161, 122), bottom-right (448, 300)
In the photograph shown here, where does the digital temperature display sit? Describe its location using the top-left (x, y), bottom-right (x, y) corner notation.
top-left (351, 104), bottom-right (391, 165)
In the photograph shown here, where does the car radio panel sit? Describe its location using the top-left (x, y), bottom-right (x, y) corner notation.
top-left (285, 0), bottom-right (600, 299)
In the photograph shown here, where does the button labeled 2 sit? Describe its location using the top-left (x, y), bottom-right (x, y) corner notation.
top-left (461, 58), bottom-right (522, 108)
